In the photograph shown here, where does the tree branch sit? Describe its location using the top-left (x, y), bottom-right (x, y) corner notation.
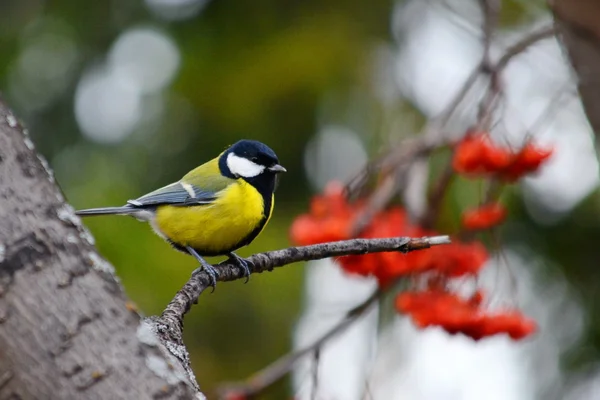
top-left (496, 25), bottom-right (556, 72)
top-left (163, 236), bottom-right (449, 319)
top-left (155, 236), bottom-right (450, 387)
top-left (346, 19), bottom-right (555, 237)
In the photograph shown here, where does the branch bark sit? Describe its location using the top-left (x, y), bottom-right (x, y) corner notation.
top-left (0, 98), bottom-right (202, 399)
top-left (153, 235), bottom-right (450, 391)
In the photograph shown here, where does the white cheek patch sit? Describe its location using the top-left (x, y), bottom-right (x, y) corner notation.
top-left (227, 152), bottom-right (265, 178)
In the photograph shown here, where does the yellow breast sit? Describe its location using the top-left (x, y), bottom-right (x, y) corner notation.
top-left (154, 180), bottom-right (269, 255)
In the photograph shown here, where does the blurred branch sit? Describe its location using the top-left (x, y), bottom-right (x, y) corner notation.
top-left (495, 25), bottom-right (556, 72)
top-left (350, 173), bottom-right (399, 235)
top-left (478, 24), bottom-right (556, 129)
top-left (344, 135), bottom-right (446, 200)
top-left (347, 6), bottom-right (554, 233)
top-left (421, 164), bottom-right (456, 229)
top-left (479, 0), bottom-right (501, 64)
top-left (311, 349), bottom-right (320, 400)
top-left (346, 135), bottom-right (450, 234)
top-left (218, 289), bottom-right (383, 399)
top-left (431, 23), bottom-right (555, 225)
top-left (356, 18), bottom-right (556, 231)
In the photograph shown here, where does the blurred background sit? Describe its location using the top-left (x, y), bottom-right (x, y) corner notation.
top-left (2, 0), bottom-right (600, 399)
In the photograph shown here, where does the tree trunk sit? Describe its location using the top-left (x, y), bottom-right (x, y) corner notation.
top-left (0, 97), bottom-right (201, 399)
top-left (552, 0), bottom-right (600, 138)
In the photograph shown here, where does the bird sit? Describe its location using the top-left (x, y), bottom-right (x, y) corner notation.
top-left (75, 139), bottom-right (286, 288)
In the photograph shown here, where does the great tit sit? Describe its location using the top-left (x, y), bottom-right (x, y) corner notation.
top-left (76, 139), bottom-right (286, 287)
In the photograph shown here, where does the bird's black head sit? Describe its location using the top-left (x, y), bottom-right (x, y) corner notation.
top-left (219, 140), bottom-right (286, 194)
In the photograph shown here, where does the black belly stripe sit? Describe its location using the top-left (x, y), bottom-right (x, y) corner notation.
top-left (173, 192), bottom-right (271, 257)
top-left (175, 175), bottom-right (276, 257)
top-left (229, 172), bottom-right (277, 251)
top-left (235, 190), bottom-right (271, 250)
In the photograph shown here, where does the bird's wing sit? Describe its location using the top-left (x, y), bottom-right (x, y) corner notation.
top-left (127, 158), bottom-right (233, 208)
top-left (126, 182), bottom-right (216, 207)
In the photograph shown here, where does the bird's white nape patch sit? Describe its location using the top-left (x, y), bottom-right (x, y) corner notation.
top-left (180, 182), bottom-right (196, 198)
top-left (226, 152), bottom-right (265, 178)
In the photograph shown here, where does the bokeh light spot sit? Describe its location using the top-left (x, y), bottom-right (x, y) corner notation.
top-left (145, 0), bottom-right (210, 21)
top-left (304, 125), bottom-right (367, 191)
top-left (109, 27), bottom-right (180, 94)
top-left (75, 66), bottom-right (142, 144)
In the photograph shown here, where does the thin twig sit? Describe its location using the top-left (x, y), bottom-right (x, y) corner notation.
top-left (346, 136), bottom-right (449, 234)
top-left (475, 26), bottom-right (556, 132)
top-left (434, 0), bottom-right (500, 131)
top-left (344, 1), bottom-right (501, 230)
top-left (344, 135), bottom-right (444, 198)
top-left (435, 64), bottom-right (483, 130)
top-left (311, 348), bottom-right (320, 400)
top-left (349, 173), bottom-right (398, 236)
top-left (480, 0), bottom-right (501, 60)
top-left (421, 162), bottom-right (456, 229)
top-left (413, 0), bottom-right (504, 227)
top-left (475, 0), bottom-right (502, 131)
top-left (496, 25), bottom-right (556, 72)
top-left (344, 20), bottom-right (555, 211)
top-left (362, 379), bottom-right (374, 400)
top-left (217, 289), bottom-right (383, 399)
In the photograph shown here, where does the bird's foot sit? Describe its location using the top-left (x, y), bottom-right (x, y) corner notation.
top-left (191, 263), bottom-right (218, 291)
top-left (187, 246), bottom-right (218, 291)
top-left (228, 252), bottom-right (251, 283)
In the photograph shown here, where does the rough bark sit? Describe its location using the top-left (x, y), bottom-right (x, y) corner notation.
top-left (551, 0), bottom-right (600, 137)
top-left (0, 98), bottom-right (201, 399)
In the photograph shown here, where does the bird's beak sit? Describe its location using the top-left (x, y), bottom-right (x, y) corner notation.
top-left (268, 164), bottom-right (287, 173)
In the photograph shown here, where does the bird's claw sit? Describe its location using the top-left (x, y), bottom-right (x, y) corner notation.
top-left (191, 264), bottom-right (218, 292)
top-left (187, 246), bottom-right (218, 292)
top-left (228, 252), bottom-right (251, 283)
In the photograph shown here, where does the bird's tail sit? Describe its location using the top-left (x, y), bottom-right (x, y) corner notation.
top-left (75, 206), bottom-right (136, 217)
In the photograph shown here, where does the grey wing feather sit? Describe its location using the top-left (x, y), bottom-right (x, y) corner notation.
top-left (127, 182), bottom-right (217, 207)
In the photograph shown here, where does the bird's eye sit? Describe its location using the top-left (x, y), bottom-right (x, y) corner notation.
top-left (251, 157), bottom-right (259, 163)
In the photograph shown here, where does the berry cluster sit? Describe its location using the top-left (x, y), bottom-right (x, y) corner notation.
top-left (290, 132), bottom-right (554, 341)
